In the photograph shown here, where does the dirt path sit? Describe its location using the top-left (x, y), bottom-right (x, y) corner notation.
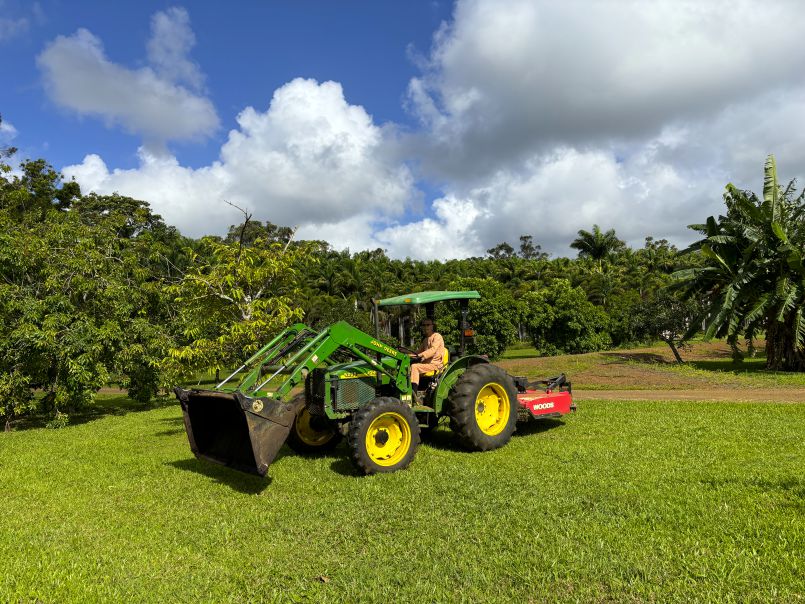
top-left (573, 389), bottom-right (805, 402)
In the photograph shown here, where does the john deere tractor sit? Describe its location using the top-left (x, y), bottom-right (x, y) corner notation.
top-left (175, 290), bottom-right (573, 476)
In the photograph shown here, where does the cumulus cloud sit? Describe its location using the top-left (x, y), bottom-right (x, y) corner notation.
top-left (37, 8), bottom-right (218, 144)
top-left (377, 145), bottom-right (711, 259)
top-left (53, 1), bottom-right (805, 260)
top-left (0, 118), bottom-right (17, 142)
top-left (63, 78), bottom-right (417, 239)
top-left (0, 16), bottom-right (28, 41)
top-left (146, 7), bottom-right (205, 91)
top-left (380, 85), bottom-right (805, 259)
top-left (409, 0), bottom-right (805, 181)
top-left (375, 196), bottom-right (487, 260)
top-left (370, 0), bottom-right (805, 258)
top-left (296, 214), bottom-right (389, 253)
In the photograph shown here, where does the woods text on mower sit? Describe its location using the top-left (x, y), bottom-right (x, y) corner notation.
top-left (174, 290), bottom-right (575, 476)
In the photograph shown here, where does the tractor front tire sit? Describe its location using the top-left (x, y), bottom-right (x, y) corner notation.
top-left (448, 364), bottom-right (518, 451)
top-left (348, 397), bottom-right (420, 475)
top-left (287, 397), bottom-right (342, 455)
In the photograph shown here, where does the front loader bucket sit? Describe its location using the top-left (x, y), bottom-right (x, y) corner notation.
top-left (173, 388), bottom-right (304, 477)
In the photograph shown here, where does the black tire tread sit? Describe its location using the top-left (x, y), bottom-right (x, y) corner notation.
top-left (348, 397), bottom-right (421, 475)
top-left (447, 364), bottom-right (518, 451)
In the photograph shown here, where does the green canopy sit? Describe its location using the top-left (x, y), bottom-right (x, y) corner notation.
top-left (376, 290), bottom-right (480, 307)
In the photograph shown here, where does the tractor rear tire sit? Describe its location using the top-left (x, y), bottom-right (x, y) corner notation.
top-left (348, 397), bottom-right (420, 475)
top-left (286, 396), bottom-right (342, 455)
top-left (447, 364), bottom-right (517, 451)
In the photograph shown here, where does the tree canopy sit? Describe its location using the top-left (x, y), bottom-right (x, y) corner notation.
top-left (570, 224), bottom-right (626, 263)
top-left (675, 155), bottom-right (805, 370)
top-left (2, 148), bottom-right (802, 428)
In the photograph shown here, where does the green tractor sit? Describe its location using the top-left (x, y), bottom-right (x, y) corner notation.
top-left (175, 290), bottom-right (570, 475)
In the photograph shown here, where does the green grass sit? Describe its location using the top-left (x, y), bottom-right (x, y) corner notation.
top-left (650, 357), bottom-right (805, 388)
top-left (500, 343), bottom-right (540, 360)
top-left (2, 399), bottom-right (804, 602)
top-left (497, 340), bottom-right (805, 391)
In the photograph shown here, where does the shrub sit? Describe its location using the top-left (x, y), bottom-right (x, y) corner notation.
top-left (522, 279), bottom-right (611, 355)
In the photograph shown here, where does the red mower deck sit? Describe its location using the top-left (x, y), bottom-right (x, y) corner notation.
top-left (513, 374), bottom-right (575, 420)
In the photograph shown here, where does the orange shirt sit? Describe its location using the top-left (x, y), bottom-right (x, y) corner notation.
top-left (416, 332), bottom-right (446, 368)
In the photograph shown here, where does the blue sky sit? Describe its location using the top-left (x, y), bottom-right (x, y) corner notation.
top-left (3, 1), bottom-right (805, 259)
top-left (3, 1), bottom-right (450, 169)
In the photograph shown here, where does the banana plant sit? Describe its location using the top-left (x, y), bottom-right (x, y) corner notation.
top-left (675, 155), bottom-right (805, 370)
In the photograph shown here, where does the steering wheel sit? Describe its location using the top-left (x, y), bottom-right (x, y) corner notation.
top-left (397, 344), bottom-right (418, 355)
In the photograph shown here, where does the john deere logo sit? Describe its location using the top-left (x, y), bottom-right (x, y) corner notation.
top-left (252, 400), bottom-right (264, 413)
top-left (370, 340), bottom-right (397, 356)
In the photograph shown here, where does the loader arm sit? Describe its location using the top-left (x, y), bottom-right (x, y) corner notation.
top-left (174, 321), bottom-right (412, 478)
top-left (227, 320), bottom-right (411, 400)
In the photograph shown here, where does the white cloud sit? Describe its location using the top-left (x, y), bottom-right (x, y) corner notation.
top-left (146, 7), bottom-right (205, 92)
top-left (37, 12), bottom-right (218, 145)
top-left (375, 196), bottom-right (487, 260)
top-left (63, 78), bottom-right (417, 240)
top-left (54, 1), bottom-right (805, 260)
top-left (296, 214), bottom-right (387, 253)
top-left (381, 85), bottom-right (805, 259)
top-left (409, 0), bottom-right (805, 180)
top-left (0, 118), bottom-right (17, 142)
top-left (368, 0), bottom-right (805, 258)
top-left (0, 16), bottom-right (28, 42)
top-left (376, 146), bottom-right (705, 259)
top-left (62, 75), bottom-right (805, 259)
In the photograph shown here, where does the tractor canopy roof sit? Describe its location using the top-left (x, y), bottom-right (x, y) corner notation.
top-left (376, 290), bottom-right (481, 307)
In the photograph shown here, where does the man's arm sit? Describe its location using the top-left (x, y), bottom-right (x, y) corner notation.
top-left (417, 333), bottom-right (444, 362)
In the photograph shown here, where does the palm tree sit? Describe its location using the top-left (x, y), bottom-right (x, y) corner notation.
top-left (675, 155), bottom-right (805, 370)
top-left (570, 224), bottom-right (625, 270)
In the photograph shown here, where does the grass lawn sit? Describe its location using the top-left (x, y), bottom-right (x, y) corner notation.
top-left (2, 396), bottom-right (803, 602)
top-left (498, 340), bottom-right (805, 391)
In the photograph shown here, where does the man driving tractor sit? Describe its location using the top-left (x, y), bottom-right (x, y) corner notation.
top-left (408, 318), bottom-right (446, 402)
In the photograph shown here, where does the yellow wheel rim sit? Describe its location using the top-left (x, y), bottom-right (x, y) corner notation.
top-left (365, 412), bottom-right (412, 467)
top-left (295, 408), bottom-right (335, 447)
top-left (474, 383), bottom-right (510, 436)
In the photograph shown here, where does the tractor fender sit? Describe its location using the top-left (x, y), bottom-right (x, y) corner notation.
top-left (433, 355), bottom-right (489, 414)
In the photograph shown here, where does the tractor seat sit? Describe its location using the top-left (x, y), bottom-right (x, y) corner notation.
top-left (422, 349), bottom-right (450, 377)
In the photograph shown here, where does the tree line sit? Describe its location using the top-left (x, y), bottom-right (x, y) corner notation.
top-left (1, 127), bottom-right (802, 427)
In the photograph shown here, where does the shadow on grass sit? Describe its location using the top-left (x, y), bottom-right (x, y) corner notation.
top-left (9, 396), bottom-right (181, 431)
top-left (601, 351), bottom-right (772, 374)
top-left (687, 359), bottom-right (768, 374)
top-left (167, 458), bottom-right (272, 494)
top-left (601, 352), bottom-right (671, 365)
top-left (153, 416), bottom-right (185, 437)
top-left (514, 417), bottom-right (566, 436)
top-left (329, 457), bottom-right (362, 477)
top-left (419, 426), bottom-right (466, 453)
top-left (414, 418), bottom-right (567, 451)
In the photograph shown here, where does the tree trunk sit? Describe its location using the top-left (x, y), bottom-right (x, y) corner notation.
top-left (662, 338), bottom-right (685, 364)
top-left (4, 418), bottom-right (10, 432)
top-left (766, 314), bottom-right (805, 371)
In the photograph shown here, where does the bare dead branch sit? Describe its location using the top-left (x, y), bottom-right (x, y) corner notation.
top-left (223, 199), bottom-right (253, 275)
